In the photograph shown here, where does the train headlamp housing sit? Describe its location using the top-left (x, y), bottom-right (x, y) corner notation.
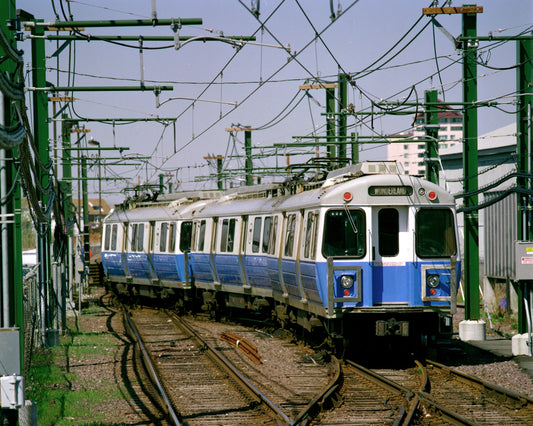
top-left (340, 275), bottom-right (354, 289)
top-left (427, 274), bottom-right (440, 288)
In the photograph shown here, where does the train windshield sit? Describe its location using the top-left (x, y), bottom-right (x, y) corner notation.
top-left (415, 208), bottom-right (457, 258)
top-left (322, 209), bottom-right (366, 258)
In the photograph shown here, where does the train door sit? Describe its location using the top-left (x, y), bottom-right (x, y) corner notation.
top-left (371, 206), bottom-right (410, 304)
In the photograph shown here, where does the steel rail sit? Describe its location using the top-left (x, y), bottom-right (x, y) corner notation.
top-left (122, 306), bottom-right (182, 426)
top-left (426, 359), bottom-right (533, 409)
top-left (291, 355), bottom-right (342, 425)
top-left (168, 311), bottom-right (292, 425)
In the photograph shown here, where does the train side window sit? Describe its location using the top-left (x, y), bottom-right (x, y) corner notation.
top-left (131, 224), bottom-right (138, 252)
top-left (104, 225), bottom-right (111, 251)
top-left (180, 221), bottom-right (192, 252)
top-left (169, 223), bottom-right (176, 252)
top-left (252, 217), bottom-right (262, 253)
top-left (160, 223), bottom-right (168, 252)
top-left (111, 224), bottom-right (118, 251)
top-left (322, 209), bottom-right (366, 258)
top-left (415, 208), bottom-right (457, 258)
top-left (284, 214), bottom-right (296, 257)
top-left (378, 208), bottom-right (399, 257)
top-left (262, 216), bottom-right (271, 253)
top-left (198, 220), bottom-right (206, 251)
top-left (268, 216), bottom-right (278, 255)
top-left (220, 218), bottom-right (236, 253)
top-left (304, 211), bottom-right (318, 259)
top-left (137, 223), bottom-right (145, 252)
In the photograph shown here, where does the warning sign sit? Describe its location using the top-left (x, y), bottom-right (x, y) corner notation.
top-left (521, 257), bottom-right (533, 265)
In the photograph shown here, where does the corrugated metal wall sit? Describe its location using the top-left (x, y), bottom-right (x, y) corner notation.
top-left (484, 191), bottom-right (517, 279)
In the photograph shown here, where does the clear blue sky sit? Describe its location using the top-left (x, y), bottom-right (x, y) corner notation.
top-left (14, 0), bottom-right (533, 204)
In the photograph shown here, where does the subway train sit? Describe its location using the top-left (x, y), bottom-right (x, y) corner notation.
top-left (101, 161), bottom-right (460, 351)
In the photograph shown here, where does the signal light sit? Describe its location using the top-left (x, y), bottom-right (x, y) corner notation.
top-left (428, 191), bottom-right (437, 201)
top-left (343, 192), bottom-right (352, 202)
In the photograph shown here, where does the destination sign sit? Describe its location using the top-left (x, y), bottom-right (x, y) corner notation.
top-left (368, 186), bottom-right (413, 196)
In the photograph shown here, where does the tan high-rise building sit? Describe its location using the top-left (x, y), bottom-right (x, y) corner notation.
top-left (387, 102), bottom-right (463, 175)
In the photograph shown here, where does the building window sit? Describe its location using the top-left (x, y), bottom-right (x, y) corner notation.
top-left (451, 126), bottom-right (462, 131)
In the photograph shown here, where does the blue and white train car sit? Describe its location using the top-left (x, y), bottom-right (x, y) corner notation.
top-left (101, 192), bottom-right (218, 299)
top-left (189, 161), bottom-right (460, 343)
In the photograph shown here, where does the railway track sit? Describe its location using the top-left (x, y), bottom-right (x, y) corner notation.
top-left (122, 306), bottom-right (341, 425)
top-left (316, 358), bottom-right (533, 425)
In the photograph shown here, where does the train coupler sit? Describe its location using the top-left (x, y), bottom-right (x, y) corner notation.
top-left (375, 318), bottom-right (409, 337)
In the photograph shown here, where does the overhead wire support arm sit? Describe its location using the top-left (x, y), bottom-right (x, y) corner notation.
top-left (22, 18), bottom-right (203, 30)
top-left (27, 85), bottom-right (173, 92)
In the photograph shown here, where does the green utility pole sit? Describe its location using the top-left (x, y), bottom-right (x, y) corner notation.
top-left (205, 155), bottom-right (225, 190)
top-left (0, 0), bottom-right (24, 397)
top-left (462, 6), bottom-right (480, 321)
top-left (81, 156), bottom-right (90, 268)
top-left (337, 74), bottom-right (348, 165)
top-left (351, 132), bottom-right (359, 164)
top-left (424, 90), bottom-right (439, 184)
top-left (515, 33), bottom-right (533, 333)
top-left (31, 20), bottom-right (56, 339)
top-left (326, 85), bottom-right (336, 164)
top-left (245, 130), bottom-right (253, 186)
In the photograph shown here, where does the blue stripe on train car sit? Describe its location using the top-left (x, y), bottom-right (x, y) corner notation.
top-left (267, 257), bottom-right (284, 294)
top-left (281, 259), bottom-right (300, 298)
top-left (213, 253), bottom-right (242, 286)
top-left (125, 253), bottom-right (152, 279)
top-left (189, 253), bottom-right (214, 283)
top-left (243, 254), bottom-right (270, 288)
top-left (151, 253), bottom-right (181, 281)
top-left (299, 260), bottom-right (322, 304)
top-left (102, 252), bottom-right (126, 277)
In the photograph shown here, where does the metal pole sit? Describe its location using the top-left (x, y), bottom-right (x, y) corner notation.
top-left (245, 130), bottom-right (253, 186)
top-left (337, 73), bottom-right (348, 165)
top-left (462, 7), bottom-right (480, 321)
top-left (326, 87), bottom-right (336, 165)
top-left (516, 32), bottom-right (533, 334)
top-left (424, 90), bottom-right (439, 184)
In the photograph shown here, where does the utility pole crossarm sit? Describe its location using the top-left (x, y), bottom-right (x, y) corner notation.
top-left (422, 6), bottom-right (483, 15)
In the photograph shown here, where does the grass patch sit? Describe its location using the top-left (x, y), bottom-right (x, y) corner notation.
top-left (26, 304), bottom-right (130, 425)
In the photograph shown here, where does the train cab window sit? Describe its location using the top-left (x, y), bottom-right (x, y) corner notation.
top-left (415, 208), bottom-right (456, 258)
top-left (378, 208), bottom-right (399, 257)
top-left (169, 223), bottom-right (176, 252)
top-left (104, 225), bottom-right (111, 251)
top-left (111, 224), bottom-right (118, 251)
top-left (267, 216), bottom-right (278, 255)
top-left (284, 214), bottom-right (297, 257)
top-left (262, 216), bottom-right (271, 253)
top-left (160, 223), bottom-right (168, 252)
top-left (322, 209), bottom-right (366, 258)
top-left (180, 221), bottom-right (192, 252)
top-left (220, 218), bottom-right (236, 253)
top-left (252, 217), bottom-right (262, 253)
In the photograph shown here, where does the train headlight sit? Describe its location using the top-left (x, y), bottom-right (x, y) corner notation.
top-left (340, 275), bottom-right (354, 289)
top-left (427, 274), bottom-right (440, 288)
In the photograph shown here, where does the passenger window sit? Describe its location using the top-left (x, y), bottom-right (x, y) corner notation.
top-left (322, 209), bottom-right (366, 258)
top-left (198, 220), bottom-right (206, 251)
top-left (252, 217), bottom-right (262, 253)
top-left (378, 208), bottom-right (399, 257)
top-left (268, 216), bottom-right (278, 255)
top-left (160, 223), bottom-right (168, 252)
top-left (304, 212), bottom-right (318, 259)
top-left (111, 224), bottom-right (117, 251)
top-left (284, 214), bottom-right (296, 257)
top-left (262, 217), bottom-right (271, 253)
top-left (137, 224), bottom-right (145, 252)
top-left (131, 224), bottom-right (138, 252)
top-left (169, 223), bottom-right (176, 252)
top-left (416, 208), bottom-right (456, 258)
top-left (104, 224), bottom-right (111, 251)
top-left (180, 221), bottom-right (192, 252)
